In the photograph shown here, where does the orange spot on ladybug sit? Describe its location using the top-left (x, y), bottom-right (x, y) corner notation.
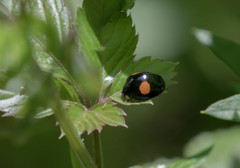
top-left (132, 72), bottom-right (141, 75)
top-left (139, 81), bottom-right (151, 95)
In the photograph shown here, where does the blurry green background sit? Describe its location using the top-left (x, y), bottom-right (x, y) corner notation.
top-left (1, 0), bottom-right (240, 167)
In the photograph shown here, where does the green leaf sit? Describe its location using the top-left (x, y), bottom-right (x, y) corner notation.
top-left (193, 28), bottom-right (240, 77)
top-left (34, 108), bottom-right (54, 119)
top-left (0, 0), bottom-right (82, 101)
top-left (0, 0), bottom-right (73, 55)
top-left (0, 89), bottom-right (27, 118)
top-left (184, 126), bottom-right (240, 168)
top-left (34, 100), bottom-right (81, 119)
top-left (77, 0), bottom-right (138, 76)
top-left (37, 101), bottom-right (127, 135)
top-left (0, 88), bottom-right (126, 135)
top-left (130, 146), bottom-right (211, 168)
top-left (39, 101), bottom-right (127, 136)
top-left (28, 1), bottom-right (74, 82)
top-left (0, 73), bottom-right (60, 118)
top-left (77, 8), bottom-right (102, 70)
top-left (0, 73), bottom-right (62, 117)
top-left (109, 92), bottom-right (153, 106)
top-left (108, 57), bottom-right (178, 105)
top-left (0, 88), bottom-right (69, 118)
top-left (168, 147), bottom-right (212, 168)
top-left (201, 94), bottom-right (240, 122)
top-left (64, 102), bottom-right (127, 135)
top-left (0, 22), bottom-right (31, 77)
top-left (32, 38), bottom-right (69, 80)
top-left (53, 77), bottom-right (80, 102)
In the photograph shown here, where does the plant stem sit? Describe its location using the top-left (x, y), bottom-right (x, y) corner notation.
top-left (52, 99), bottom-right (96, 168)
top-left (93, 131), bottom-right (104, 168)
top-left (70, 146), bottom-right (84, 168)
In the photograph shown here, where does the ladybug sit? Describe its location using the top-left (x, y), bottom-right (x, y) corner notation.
top-left (122, 72), bottom-right (165, 101)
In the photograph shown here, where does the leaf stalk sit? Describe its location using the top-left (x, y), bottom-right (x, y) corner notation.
top-left (52, 98), bottom-right (96, 168)
top-left (93, 131), bottom-right (104, 168)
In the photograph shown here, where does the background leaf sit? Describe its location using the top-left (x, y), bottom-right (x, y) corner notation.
top-left (193, 28), bottom-right (240, 77)
top-left (0, 22), bottom-right (31, 78)
top-left (0, 0), bottom-right (73, 65)
top-left (184, 126), bottom-right (240, 168)
top-left (130, 146), bottom-right (211, 168)
top-left (168, 146), bottom-right (212, 168)
top-left (0, 89), bottom-right (27, 118)
top-left (201, 94), bottom-right (240, 122)
top-left (0, 73), bottom-right (61, 118)
top-left (0, 0), bottom-right (84, 102)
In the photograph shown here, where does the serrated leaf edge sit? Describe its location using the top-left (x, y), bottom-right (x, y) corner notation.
top-left (83, 103), bottom-right (128, 135)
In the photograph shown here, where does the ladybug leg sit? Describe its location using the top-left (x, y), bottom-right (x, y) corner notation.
top-left (122, 94), bottom-right (130, 102)
top-left (125, 95), bottom-right (131, 102)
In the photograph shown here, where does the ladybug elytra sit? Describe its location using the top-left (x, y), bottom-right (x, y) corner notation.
top-left (122, 72), bottom-right (165, 101)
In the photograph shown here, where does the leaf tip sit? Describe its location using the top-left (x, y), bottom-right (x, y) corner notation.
top-left (86, 128), bottom-right (103, 135)
top-left (1, 113), bottom-right (9, 117)
top-left (175, 61), bottom-right (180, 66)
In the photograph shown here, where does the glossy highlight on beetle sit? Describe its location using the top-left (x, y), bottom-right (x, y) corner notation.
top-left (122, 72), bottom-right (165, 101)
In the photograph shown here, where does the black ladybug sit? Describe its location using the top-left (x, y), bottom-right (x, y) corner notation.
top-left (122, 72), bottom-right (165, 101)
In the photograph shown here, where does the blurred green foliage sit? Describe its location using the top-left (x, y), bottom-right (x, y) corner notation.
top-left (185, 126), bottom-right (240, 168)
top-left (131, 146), bottom-right (212, 168)
top-left (1, 0), bottom-right (240, 168)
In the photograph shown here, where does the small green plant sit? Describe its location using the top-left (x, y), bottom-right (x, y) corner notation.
top-left (0, 1), bottom-right (212, 168)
